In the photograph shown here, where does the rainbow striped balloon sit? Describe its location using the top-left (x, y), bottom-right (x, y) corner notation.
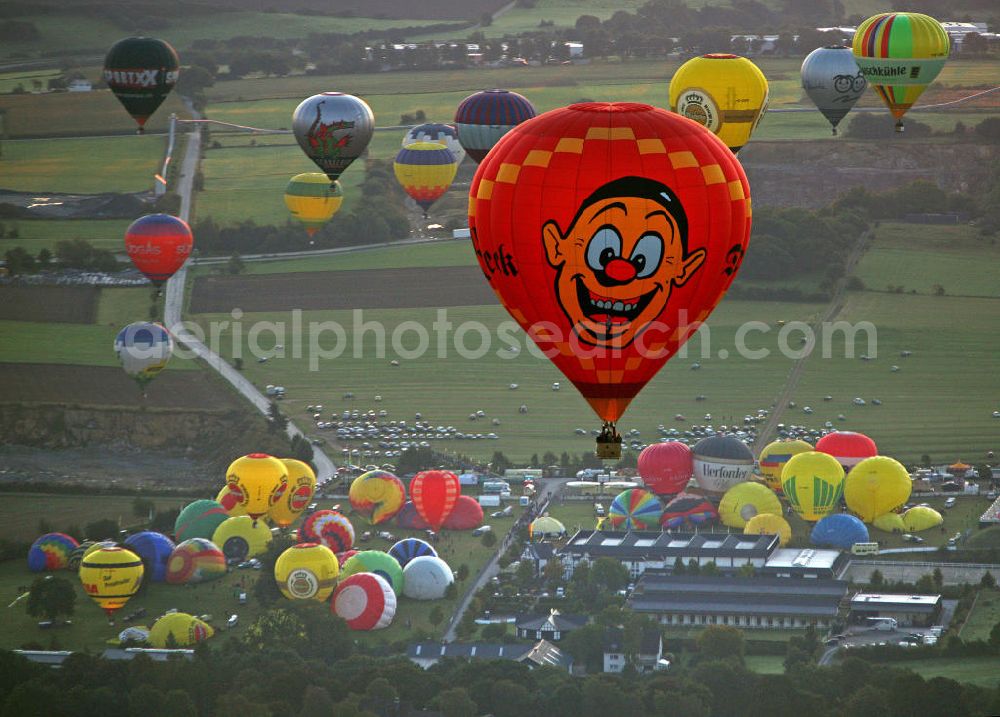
top-left (607, 489), bottom-right (664, 530)
top-left (852, 12), bottom-right (949, 130)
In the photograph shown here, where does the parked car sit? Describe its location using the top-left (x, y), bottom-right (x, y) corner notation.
top-left (944, 497), bottom-right (956, 508)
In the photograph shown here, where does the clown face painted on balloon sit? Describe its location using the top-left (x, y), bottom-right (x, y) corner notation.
top-left (542, 177), bottom-right (706, 349)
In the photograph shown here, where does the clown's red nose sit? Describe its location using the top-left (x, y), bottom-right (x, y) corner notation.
top-left (604, 258), bottom-right (636, 282)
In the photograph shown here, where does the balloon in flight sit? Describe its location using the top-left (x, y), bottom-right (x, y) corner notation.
top-left (114, 322), bottom-right (173, 390)
top-left (292, 92), bottom-right (374, 182)
top-left (454, 89), bottom-right (536, 163)
top-left (468, 102), bottom-right (751, 450)
top-left (284, 173), bottom-right (343, 236)
top-left (124, 214), bottom-right (193, 286)
top-left (393, 142), bottom-right (458, 217)
top-left (403, 122), bottom-right (466, 165)
top-left (800, 46), bottom-right (867, 134)
top-left (669, 54), bottom-right (768, 153)
top-left (852, 12), bottom-right (950, 131)
top-left (104, 37), bottom-right (179, 132)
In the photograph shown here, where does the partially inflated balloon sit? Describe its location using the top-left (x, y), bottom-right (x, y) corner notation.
top-left (903, 505), bottom-right (943, 532)
top-left (669, 54), bottom-right (768, 153)
top-left (123, 531), bottom-right (175, 582)
top-left (175, 500), bottom-right (229, 542)
top-left (114, 322), bottom-right (173, 389)
top-left (758, 439), bottom-right (813, 493)
top-left (79, 546), bottom-right (144, 617)
top-left (811, 513), bottom-right (869, 549)
top-left (872, 512), bottom-right (906, 533)
top-left (394, 142), bottom-right (458, 217)
top-left (270, 458), bottom-right (316, 528)
top-left (455, 89), bottom-right (536, 163)
top-left (608, 489), bottom-right (663, 530)
top-left (212, 516), bottom-right (272, 562)
top-left (332, 572), bottom-right (396, 630)
top-left (638, 442), bottom-right (693, 495)
top-left (166, 538), bottom-right (226, 584)
top-left (148, 612), bottom-right (213, 648)
top-left (815, 431), bottom-right (878, 473)
top-left (844, 456), bottom-right (911, 523)
top-left (743, 513), bottom-right (791, 546)
top-left (27, 533), bottom-right (79, 572)
top-left (718, 482), bottom-right (782, 529)
top-left (469, 103), bottom-right (751, 436)
top-left (340, 550), bottom-right (404, 594)
top-left (104, 37), bottom-right (179, 132)
top-left (442, 495), bottom-right (483, 530)
top-left (529, 516), bottom-right (566, 539)
top-left (349, 470), bottom-right (406, 525)
top-left (410, 470), bottom-right (460, 532)
top-left (402, 556), bottom-right (453, 600)
top-left (801, 46), bottom-right (867, 134)
top-left (403, 123), bottom-right (466, 165)
top-left (781, 452), bottom-right (845, 522)
top-left (284, 174), bottom-right (343, 237)
top-left (388, 538), bottom-right (437, 568)
top-left (292, 92), bottom-right (374, 182)
top-left (274, 543), bottom-right (339, 601)
top-left (225, 453), bottom-right (287, 520)
top-left (299, 510), bottom-right (354, 553)
top-left (124, 214), bottom-right (193, 286)
top-left (852, 12), bottom-right (950, 131)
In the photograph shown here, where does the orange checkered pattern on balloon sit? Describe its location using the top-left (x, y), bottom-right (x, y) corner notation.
top-left (469, 102), bottom-right (751, 423)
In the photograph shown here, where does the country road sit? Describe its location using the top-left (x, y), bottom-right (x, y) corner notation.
top-left (162, 107), bottom-right (337, 480)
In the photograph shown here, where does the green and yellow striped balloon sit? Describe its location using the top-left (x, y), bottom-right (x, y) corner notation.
top-left (284, 173), bottom-right (343, 236)
top-left (781, 451), bottom-right (845, 522)
top-left (852, 12), bottom-right (949, 131)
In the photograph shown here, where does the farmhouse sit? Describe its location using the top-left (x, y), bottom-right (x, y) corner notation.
top-left (514, 609), bottom-right (587, 642)
top-left (603, 626), bottom-right (665, 673)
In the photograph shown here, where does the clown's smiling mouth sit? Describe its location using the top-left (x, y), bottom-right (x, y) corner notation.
top-left (575, 276), bottom-right (659, 325)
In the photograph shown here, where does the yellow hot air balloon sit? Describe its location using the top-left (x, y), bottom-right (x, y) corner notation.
top-left (852, 12), bottom-right (949, 132)
top-left (757, 439), bottom-right (813, 493)
top-left (718, 481), bottom-right (782, 529)
top-left (79, 546), bottom-right (144, 618)
top-left (844, 456), bottom-right (911, 523)
top-left (225, 453), bottom-right (287, 520)
top-left (148, 612), bottom-right (214, 648)
top-left (269, 458), bottom-right (317, 529)
top-left (669, 53), bottom-right (769, 153)
top-left (212, 515), bottom-right (272, 563)
top-left (393, 141), bottom-right (458, 218)
top-left (284, 173), bottom-right (343, 236)
top-left (744, 513), bottom-right (792, 547)
top-left (902, 505), bottom-right (943, 532)
top-left (274, 543), bottom-right (340, 601)
top-left (781, 451), bottom-right (845, 522)
top-left (872, 512), bottom-right (906, 533)
top-left (216, 484), bottom-right (248, 518)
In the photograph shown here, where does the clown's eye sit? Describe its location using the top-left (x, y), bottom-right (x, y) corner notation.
top-left (631, 234), bottom-right (663, 278)
top-left (586, 227), bottom-right (622, 271)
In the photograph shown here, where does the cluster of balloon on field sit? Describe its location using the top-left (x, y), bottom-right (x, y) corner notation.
top-left (25, 455), bottom-right (493, 640)
top-left (592, 430), bottom-right (943, 550)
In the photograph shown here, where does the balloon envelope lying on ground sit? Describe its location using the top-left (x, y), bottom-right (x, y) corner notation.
top-left (166, 538), bottom-right (226, 584)
top-left (299, 510), bottom-right (355, 554)
top-left (175, 500), bottom-right (230, 542)
top-left (743, 513), bottom-right (792, 546)
top-left (902, 505), bottom-right (943, 532)
top-left (123, 531), bottom-right (175, 582)
top-left (388, 538), bottom-right (437, 568)
top-left (872, 512), bottom-right (906, 533)
top-left (608, 489), bottom-right (663, 530)
top-left (212, 516), bottom-right (272, 563)
top-left (660, 493), bottom-right (718, 528)
top-left (718, 482), bottom-right (782, 529)
top-left (28, 533), bottom-right (79, 572)
top-left (810, 513), bottom-right (869, 549)
top-left (148, 612), bottom-right (214, 648)
top-left (340, 550), bottom-right (404, 595)
top-left (350, 470), bottom-right (407, 525)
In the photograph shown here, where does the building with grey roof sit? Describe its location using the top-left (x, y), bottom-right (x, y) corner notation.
top-left (628, 572), bottom-right (848, 630)
top-left (849, 593), bottom-right (943, 627)
top-left (406, 640), bottom-right (572, 672)
top-left (514, 609), bottom-right (587, 641)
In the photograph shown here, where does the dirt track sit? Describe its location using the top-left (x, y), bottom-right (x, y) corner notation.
top-left (0, 363), bottom-right (241, 410)
top-left (0, 286), bottom-right (98, 323)
top-left (190, 265), bottom-right (499, 314)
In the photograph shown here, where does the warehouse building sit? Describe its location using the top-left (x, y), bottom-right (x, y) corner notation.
top-left (627, 572), bottom-right (849, 629)
top-left (849, 593), bottom-right (943, 627)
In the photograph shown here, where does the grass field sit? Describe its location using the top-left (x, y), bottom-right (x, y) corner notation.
top-left (1, 135), bottom-right (165, 193)
top-left (0, 219), bottom-right (132, 255)
top-left (0, 12), bottom-right (445, 60)
top-left (959, 589), bottom-right (1000, 642)
top-left (854, 223), bottom-right (1000, 299)
top-left (186, 298), bottom-right (820, 462)
top-left (897, 657), bottom-right (1000, 688)
top-left (744, 654), bottom-right (786, 674)
top-left (0, 90), bottom-right (189, 138)
top-left (0, 493), bottom-right (199, 543)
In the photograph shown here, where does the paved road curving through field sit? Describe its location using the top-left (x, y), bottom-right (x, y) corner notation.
top-left (162, 108), bottom-right (336, 481)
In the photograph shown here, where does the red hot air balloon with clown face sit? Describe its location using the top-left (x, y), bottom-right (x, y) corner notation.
top-left (468, 102), bottom-right (752, 458)
top-left (124, 214), bottom-right (193, 287)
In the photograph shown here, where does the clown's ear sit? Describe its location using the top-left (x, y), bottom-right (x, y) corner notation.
top-left (542, 221), bottom-right (566, 267)
top-left (675, 248), bottom-right (706, 286)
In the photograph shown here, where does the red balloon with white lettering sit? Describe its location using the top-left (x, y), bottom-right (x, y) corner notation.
top-left (124, 214), bottom-right (193, 287)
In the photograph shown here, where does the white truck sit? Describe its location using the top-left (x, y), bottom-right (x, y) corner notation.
top-left (868, 617), bottom-right (898, 632)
